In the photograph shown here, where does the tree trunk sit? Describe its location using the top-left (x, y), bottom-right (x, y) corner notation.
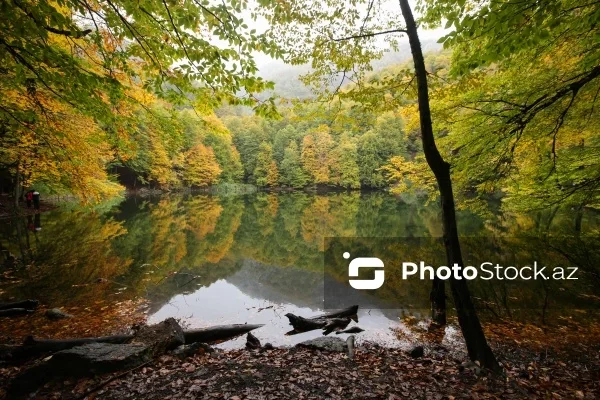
top-left (14, 161), bottom-right (20, 209)
top-left (430, 277), bottom-right (446, 326)
top-left (398, 0), bottom-right (501, 372)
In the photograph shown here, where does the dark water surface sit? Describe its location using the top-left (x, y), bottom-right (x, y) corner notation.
top-left (1, 192), bottom-right (599, 348)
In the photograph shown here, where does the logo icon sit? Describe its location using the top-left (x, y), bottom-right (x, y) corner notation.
top-left (345, 252), bottom-right (385, 290)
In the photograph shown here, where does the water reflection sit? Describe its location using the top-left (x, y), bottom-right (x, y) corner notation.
top-left (1, 192), bottom-right (599, 346)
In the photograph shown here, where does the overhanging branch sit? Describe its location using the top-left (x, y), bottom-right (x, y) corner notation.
top-left (333, 29), bottom-right (407, 42)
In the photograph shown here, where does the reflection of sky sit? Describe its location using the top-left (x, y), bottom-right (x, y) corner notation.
top-left (149, 279), bottom-right (408, 349)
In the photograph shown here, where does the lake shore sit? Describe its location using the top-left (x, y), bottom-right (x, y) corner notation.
top-left (2, 336), bottom-right (597, 400)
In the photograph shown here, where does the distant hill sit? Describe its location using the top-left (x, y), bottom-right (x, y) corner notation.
top-left (257, 39), bottom-right (442, 99)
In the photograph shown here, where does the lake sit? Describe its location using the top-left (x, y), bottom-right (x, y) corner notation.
top-left (1, 191), bottom-right (599, 348)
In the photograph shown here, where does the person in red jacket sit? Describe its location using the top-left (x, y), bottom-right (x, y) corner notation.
top-left (25, 190), bottom-right (33, 208)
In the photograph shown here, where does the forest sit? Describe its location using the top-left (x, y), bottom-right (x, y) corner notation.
top-left (2, 0), bottom-right (598, 214)
top-left (1, 0), bottom-right (600, 398)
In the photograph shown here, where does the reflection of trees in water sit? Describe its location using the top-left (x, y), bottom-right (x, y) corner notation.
top-left (0, 210), bottom-right (129, 306)
top-left (2, 193), bottom-right (598, 324)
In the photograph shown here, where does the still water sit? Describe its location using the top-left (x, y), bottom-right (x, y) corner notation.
top-left (1, 192), bottom-right (599, 348)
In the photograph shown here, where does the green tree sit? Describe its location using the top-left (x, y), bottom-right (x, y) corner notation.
top-left (280, 142), bottom-right (308, 188)
top-left (357, 112), bottom-right (407, 188)
top-left (227, 117), bottom-right (270, 182)
top-left (272, 125), bottom-right (299, 164)
top-left (331, 137), bottom-right (360, 189)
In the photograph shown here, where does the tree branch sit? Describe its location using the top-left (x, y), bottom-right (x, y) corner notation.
top-left (44, 26), bottom-right (92, 38)
top-left (333, 29), bottom-right (407, 42)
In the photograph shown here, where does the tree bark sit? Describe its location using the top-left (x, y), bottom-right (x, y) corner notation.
top-left (8, 324), bottom-right (264, 359)
top-left (14, 161), bottom-right (20, 209)
top-left (430, 277), bottom-right (446, 325)
top-left (398, 0), bottom-right (501, 372)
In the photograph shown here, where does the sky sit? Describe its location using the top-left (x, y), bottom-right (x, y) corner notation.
top-left (251, 0), bottom-right (449, 71)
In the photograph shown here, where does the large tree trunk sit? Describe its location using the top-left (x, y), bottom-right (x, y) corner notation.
top-left (398, 0), bottom-right (501, 372)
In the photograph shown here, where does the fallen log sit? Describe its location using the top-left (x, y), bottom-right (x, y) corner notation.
top-left (184, 324), bottom-right (264, 344)
top-left (7, 321), bottom-right (265, 395)
top-left (312, 305), bottom-right (359, 322)
top-left (285, 306), bottom-right (359, 335)
top-left (0, 308), bottom-right (35, 317)
top-left (8, 324), bottom-right (265, 359)
top-left (0, 300), bottom-right (39, 311)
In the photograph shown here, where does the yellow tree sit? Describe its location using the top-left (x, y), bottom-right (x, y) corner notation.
top-left (182, 144), bottom-right (221, 187)
top-left (301, 125), bottom-right (334, 184)
top-left (266, 161), bottom-right (280, 187)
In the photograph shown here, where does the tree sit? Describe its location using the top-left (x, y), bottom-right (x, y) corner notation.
top-left (261, 0), bottom-right (500, 371)
top-left (357, 112), bottom-right (407, 188)
top-left (202, 116), bottom-right (244, 183)
top-left (331, 137), bottom-right (360, 189)
top-left (254, 142), bottom-right (277, 187)
top-left (266, 161), bottom-right (280, 187)
top-left (280, 142), bottom-right (308, 188)
top-left (182, 144), bottom-right (221, 188)
top-left (1, 0), bottom-right (278, 202)
top-left (301, 125), bottom-right (334, 184)
top-left (227, 117), bottom-right (270, 182)
top-left (420, 0), bottom-right (600, 211)
top-left (272, 125), bottom-right (300, 164)
top-left (398, 0), bottom-right (499, 371)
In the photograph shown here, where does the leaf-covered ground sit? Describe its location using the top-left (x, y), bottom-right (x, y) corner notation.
top-left (2, 332), bottom-right (598, 400)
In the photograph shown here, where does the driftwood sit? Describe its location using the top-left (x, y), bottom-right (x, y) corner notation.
top-left (285, 305), bottom-right (359, 335)
top-left (8, 324), bottom-right (264, 359)
top-left (0, 300), bottom-right (39, 311)
top-left (311, 305), bottom-right (359, 322)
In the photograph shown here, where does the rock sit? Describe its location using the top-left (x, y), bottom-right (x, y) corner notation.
top-left (9, 343), bottom-right (150, 396)
top-left (131, 317), bottom-right (184, 355)
top-left (246, 332), bottom-right (261, 350)
top-left (263, 343), bottom-right (274, 350)
top-left (297, 337), bottom-right (348, 352)
top-left (408, 345), bottom-right (424, 358)
top-left (172, 342), bottom-right (213, 359)
top-left (459, 360), bottom-right (482, 375)
top-left (45, 308), bottom-right (73, 320)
